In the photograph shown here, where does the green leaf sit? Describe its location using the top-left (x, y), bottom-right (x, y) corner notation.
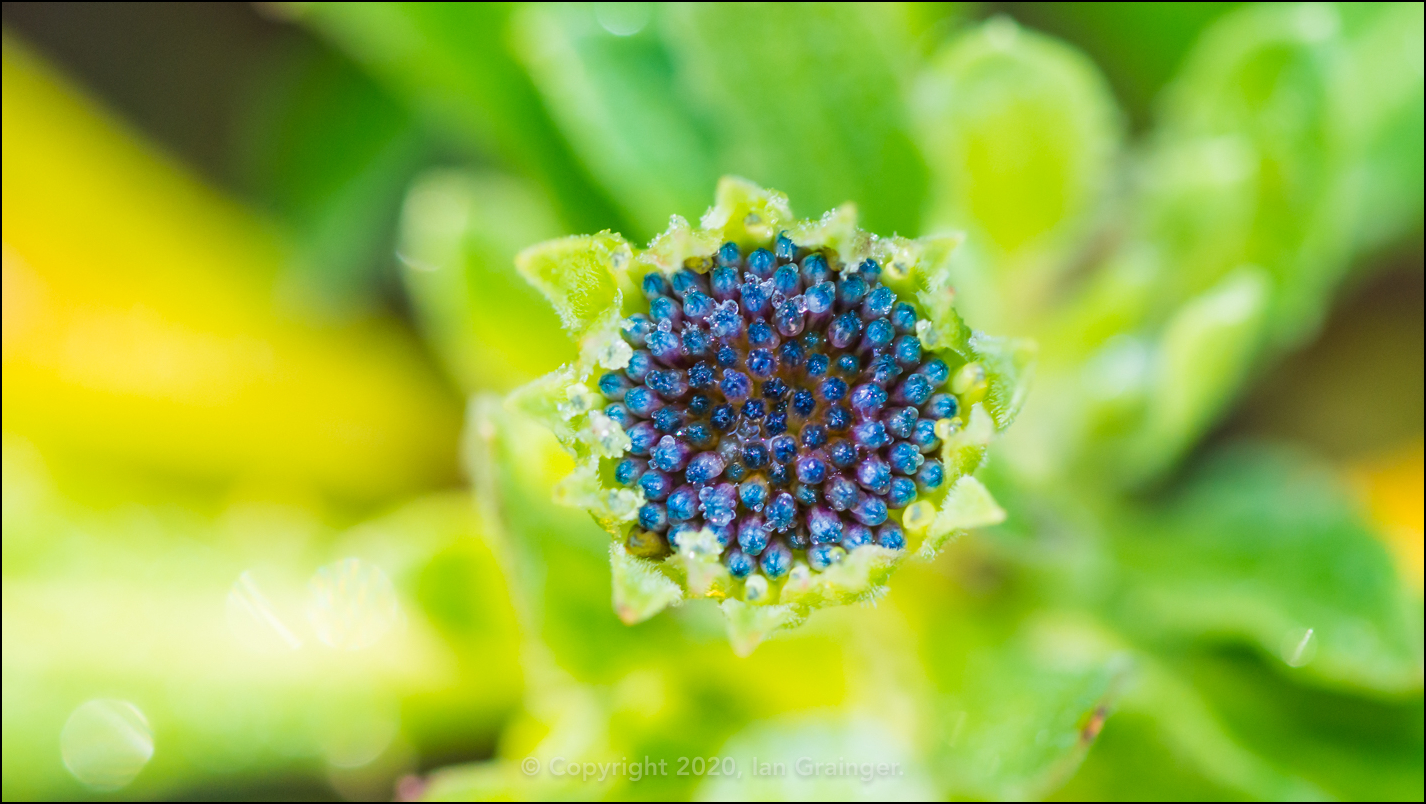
top-left (1127, 266), bottom-right (1270, 480)
top-left (1109, 443), bottom-right (1424, 694)
top-left (1336, 2), bottom-right (1425, 254)
top-left (1144, 3), bottom-right (1366, 348)
top-left (1059, 657), bottom-right (1325, 800)
top-left (398, 169), bottom-right (575, 392)
top-left (999, 3), bottom-right (1241, 129)
top-left (611, 541), bottom-right (682, 626)
top-left (290, 2), bottom-right (625, 234)
top-left (661, 3), bottom-right (929, 235)
top-left (968, 330), bottom-right (1038, 431)
top-left (235, 38), bottom-right (433, 315)
top-left (921, 475), bottom-right (1006, 559)
top-left (922, 617), bottom-right (1130, 799)
top-left (914, 17), bottom-right (1123, 325)
top-left (509, 3), bottom-right (718, 240)
top-left (0, 439), bottom-right (521, 800)
top-left (1179, 650), bottom-right (1424, 801)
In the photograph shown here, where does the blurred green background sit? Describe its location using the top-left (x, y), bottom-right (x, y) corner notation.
top-left (1, 2), bottom-right (1420, 801)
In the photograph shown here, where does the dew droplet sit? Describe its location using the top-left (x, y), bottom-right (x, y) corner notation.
top-left (950, 362), bottom-right (987, 395)
top-left (902, 500), bottom-right (937, 534)
top-left (560, 383), bottom-right (598, 418)
top-left (595, 2), bottom-right (651, 36)
top-left (787, 563), bottom-right (812, 587)
top-left (1281, 627), bottom-right (1317, 668)
top-left (743, 574), bottom-right (769, 602)
top-left (593, 332), bottom-right (633, 370)
top-left (604, 487), bottom-right (645, 521)
top-left (934, 417), bottom-right (961, 441)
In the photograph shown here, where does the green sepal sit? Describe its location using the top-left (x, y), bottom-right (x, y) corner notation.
top-left (778, 544), bottom-right (903, 610)
top-left (626, 214), bottom-right (722, 286)
top-left (968, 331), bottom-right (1038, 430)
top-left (609, 542), bottom-right (682, 625)
top-left (719, 600), bottom-right (804, 659)
top-left (504, 364), bottom-right (582, 449)
top-left (552, 457), bottom-right (641, 533)
top-left (717, 546), bottom-right (905, 654)
top-left (609, 176), bottom-right (798, 308)
top-left (920, 476), bottom-right (1007, 560)
top-left (944, 402), bottom-right (999, 481)
top-left (698, 175), bottom-right (795, 252)
top-left (515, 231), bottom-right (631, 337)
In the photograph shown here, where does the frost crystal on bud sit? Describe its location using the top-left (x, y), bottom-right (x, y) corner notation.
top-left (508, 178), bottom-right (1031, 651)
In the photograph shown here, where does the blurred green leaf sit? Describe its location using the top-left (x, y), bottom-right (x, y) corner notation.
top-left (1182, 649), bottom-right (1424, 800)
top-left (1335, 2), bottom-right (1425, 255)
top-left (925, 630), bottom-right (1127, 799)
top-left (398, 170), bottom-right (575, 392)
top-left (469, 399), bottom-right (722, 684)
top-left (1002, 2), bottom-right (1243, 129)
top-left (1143, 2), bottom-right (1410, 348)
top-left (510, 3), bottom-right (717, 240)
top-left (475, 400), bottom-right (651, 681)
top-left (661, 3), bottom-right (929, 234)
top-left (914, 17), bottom-right (1123, 329)
top-left (1, 438), bottom-right (522, 800)
top-left (891, 554), bottom-right (1134, 800)
top-left (1109, 444), bottom-right (1424, 694)
top-left (235, 38), bottom-right (434, 314)
top-left (1050, 707), bottom-right (1249, 801)
top-left (1128, 266), bottom-right (1270, 480)
top-left (291, 2), bottom-right (625, 234)
top-left (1043, 2), bottom-right (1422, 481)
top-left (1060, 657), bottom-right (1322, 800)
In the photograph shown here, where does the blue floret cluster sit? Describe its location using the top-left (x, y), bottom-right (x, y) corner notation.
top-left (604, 235), bottom-right (960, 580)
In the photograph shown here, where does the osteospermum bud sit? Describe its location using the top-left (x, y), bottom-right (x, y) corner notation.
top-left (507, 178), bottom-right (1030, 653)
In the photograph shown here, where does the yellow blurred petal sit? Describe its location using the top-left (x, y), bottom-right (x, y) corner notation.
top-left (1346, 441), bottom-right (1425, 593)
top-left (1, 34), bottom-right (460, 502)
